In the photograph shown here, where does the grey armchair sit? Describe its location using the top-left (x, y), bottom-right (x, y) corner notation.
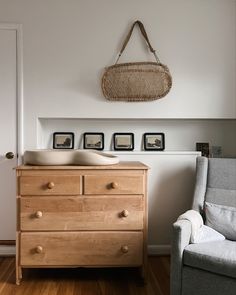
top-left (171, 156), bottom-right (236, 295)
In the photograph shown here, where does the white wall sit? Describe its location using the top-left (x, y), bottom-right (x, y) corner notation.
top-left (38, 118), bottom-right (236, 157)
top-left (0, 0), bottom-right (236, 250)
top-left (0, 0), bottom-right (235, 149)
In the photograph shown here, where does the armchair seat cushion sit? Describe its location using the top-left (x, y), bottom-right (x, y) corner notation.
top-left (184, 240), bottom-right (236, 279)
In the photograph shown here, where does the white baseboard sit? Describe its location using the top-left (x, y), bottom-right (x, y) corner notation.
top-left (0, 245), bottom-right (16, 256)
top-left (0, 244), bottom-right (170, 256)
top-left (148, 244), bottom-right (171, 255)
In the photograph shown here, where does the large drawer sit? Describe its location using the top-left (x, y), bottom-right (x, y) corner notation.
top-left (84, 175), bottom-right (144, 195)
top-left (19, 176), bottom-right (81, 196)
top-left (20, 196), bottom-right (144, 231)
top-left (20, 232), bottom-right (143, 266)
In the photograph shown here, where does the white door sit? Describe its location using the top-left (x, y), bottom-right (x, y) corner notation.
top-left (0, 28), bottom-right (17, 240)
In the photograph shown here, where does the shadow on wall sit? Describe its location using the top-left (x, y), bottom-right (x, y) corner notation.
top-left (148, 166), bottom-right (196, 245)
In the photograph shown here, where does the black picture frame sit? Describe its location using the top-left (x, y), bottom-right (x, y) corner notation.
top-left (113, 133), bottom-right (134, 151)
top-left (53, 132), bottom-right (74, 149)
top-left (143, 133), bottom-right (165, 151)
top-left (83, 133), bottom-right (104, 150)
top-left (196, 142), bottom-right (209, 157)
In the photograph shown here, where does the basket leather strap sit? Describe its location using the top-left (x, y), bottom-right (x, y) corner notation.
top-left (115, 20), bottom-right (160, 64)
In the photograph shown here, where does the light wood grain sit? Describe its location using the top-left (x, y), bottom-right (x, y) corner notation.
top-left (20, 195), bottom-right (143, 231)
top-left (20, 232), bottom-right (143, 266)
top-left (84, 175), bottom-right (144, 195)
top-left (19, 169), bottom-right (145, 176)
top-left (0, 256), bottom-right (169, 295)
top-left (149, 256), bottom-right (170, 295)
top-left (20, 176), bottom-right (81, 196)
top-left (142, 170), bottom-right (149, 281)
top-left (0, 258), bottom-right (15, 293)
top-left (16, 162), bottom-right (148, 284)
top-left (16, 232), bottom-right (21, 285)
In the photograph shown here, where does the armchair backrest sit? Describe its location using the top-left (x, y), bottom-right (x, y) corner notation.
top-left (192, 156), bottom-right (236, 215)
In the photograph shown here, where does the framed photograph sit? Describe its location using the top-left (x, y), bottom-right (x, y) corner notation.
top-left (83, 133), bottom-right (104, 150)
top-left (53, 132), bottom-right (74, 149)
top-left (113, 133), bottom-right (134, 151)
top-left (144, 133), bottom-right (165, 151)
top-left (196, 142), bottom-right (209, 157)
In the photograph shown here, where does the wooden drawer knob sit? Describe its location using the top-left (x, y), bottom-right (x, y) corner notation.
top-left (110, 182), bottom-right (118, 189)
top-left (35, 246), bottom-right (43, 254)
top-left (35, 211), bottom-right (43, 218)
top-left (47, 182), bottom-right (55, 189)
top-left (121, 245), bottom-right (129, 253)
top-left (121, 210), bottom-right (129, 217)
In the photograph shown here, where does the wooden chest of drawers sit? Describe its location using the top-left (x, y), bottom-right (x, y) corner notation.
top-left (16, 161), bottom-right (148, 285)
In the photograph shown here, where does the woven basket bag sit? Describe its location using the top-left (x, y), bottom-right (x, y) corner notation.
top-left (101, 20), bottom-right (172, 102)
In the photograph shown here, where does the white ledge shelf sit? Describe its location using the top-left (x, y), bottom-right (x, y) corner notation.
top-left (108, 151), bottom-right (201, 155)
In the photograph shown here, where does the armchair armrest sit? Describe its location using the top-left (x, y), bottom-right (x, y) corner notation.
top-left (170, 219), bottom-right (192, 295)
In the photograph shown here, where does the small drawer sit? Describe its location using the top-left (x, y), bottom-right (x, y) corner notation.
top-left (20, 196), bottom-right (144, 231)
top-left (20, 232), bottom-right (143, 266)
top-left (84, 175), bottom-right (144, 195)
top-left (19, 176), bottom-right (81, 196)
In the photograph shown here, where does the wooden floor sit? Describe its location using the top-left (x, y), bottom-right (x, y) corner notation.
top-left (0, 256), bottom-right (170, 295)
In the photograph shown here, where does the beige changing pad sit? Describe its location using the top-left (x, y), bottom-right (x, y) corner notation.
top-left (24, 149), bottom-right (119, 166)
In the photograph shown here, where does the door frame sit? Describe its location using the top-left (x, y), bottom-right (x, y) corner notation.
top-left (0, 23), bottom-right (23, 164)
top-left (0, 24), bottom-right (23, 254)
